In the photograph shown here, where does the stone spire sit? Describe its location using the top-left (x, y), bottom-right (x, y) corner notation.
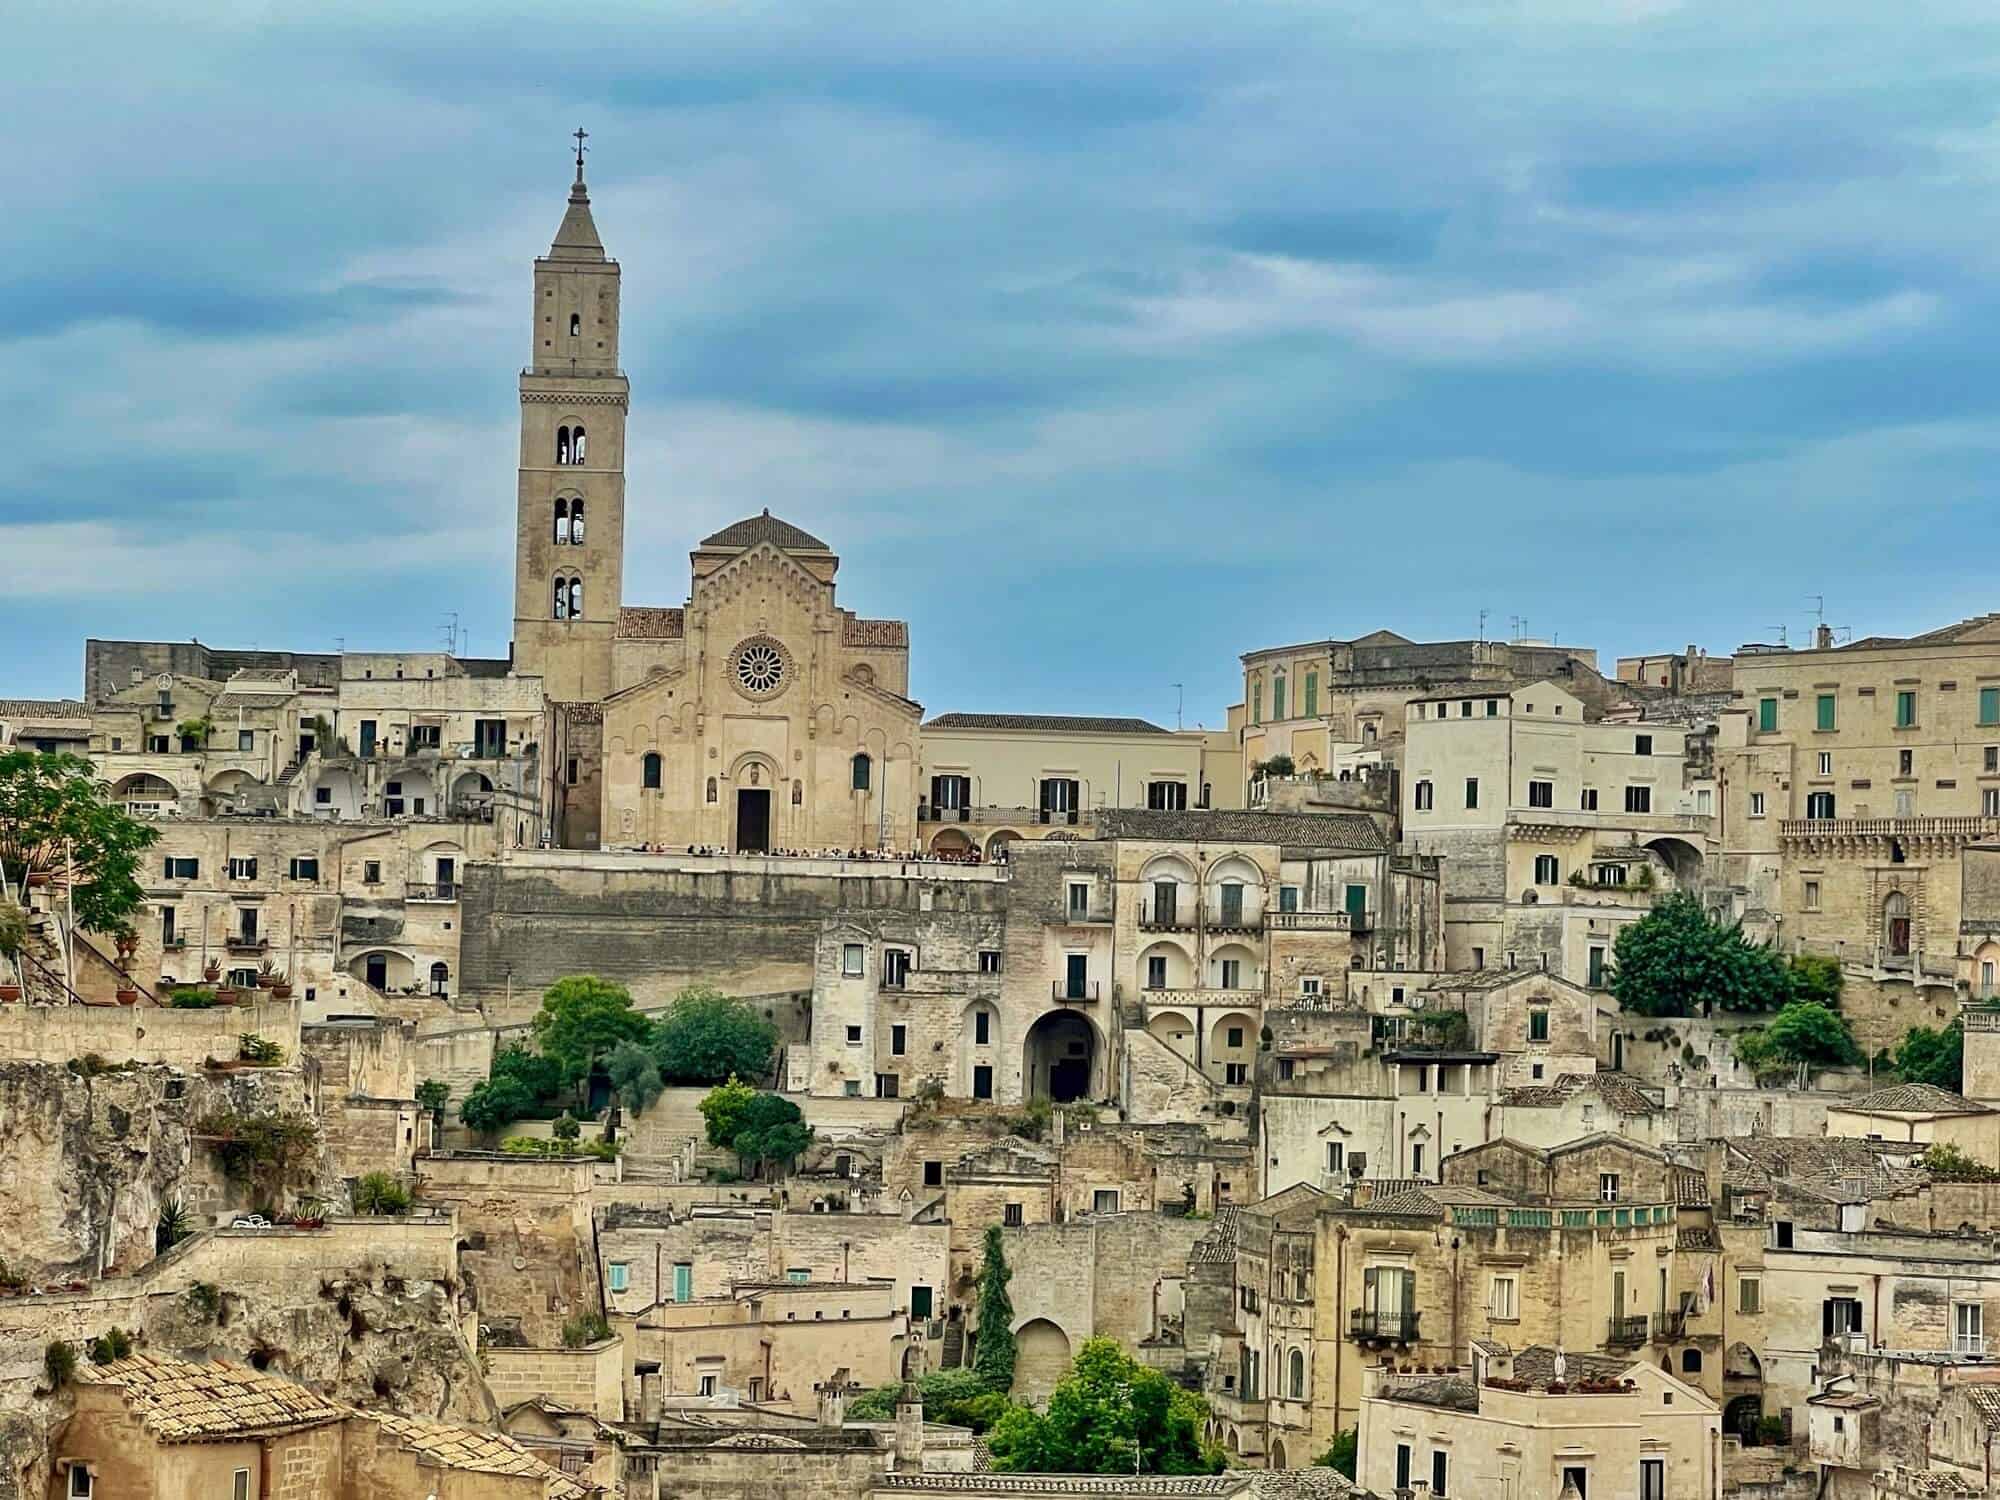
top-left (549, 129), bottom-right (605, 262)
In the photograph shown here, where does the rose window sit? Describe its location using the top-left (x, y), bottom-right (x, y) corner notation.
top-left (733, 639), bottom-right (788, 698)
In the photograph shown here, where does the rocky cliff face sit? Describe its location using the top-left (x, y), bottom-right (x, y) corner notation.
top-left (0, 1059), bottom-right (340, 1283)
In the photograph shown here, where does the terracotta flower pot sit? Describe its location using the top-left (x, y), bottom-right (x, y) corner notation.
top-left (24, 872), bottom-right (50, 890)
top-left (271, 983), bottom-right (294, 1000)
top-left (213, 987), bottom-right (242, 1005)
top-left (203, 962), bottom-right (221, 982)
top-left (116, 987), bottom-right (139, 1006)
top-left (0, 983), bottom-right (21, 1003)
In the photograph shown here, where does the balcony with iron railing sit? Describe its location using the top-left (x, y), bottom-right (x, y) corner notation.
top-left (224, 934), bottom-right (269, 954)
top-left (1608, 1314), bottom-right (1650, 1347)
top-left (1139, 899), bottom-right (1196, 933)
top-left (1209, 903), bottom-right (1263, 933)
top-left (1052, 980), bottom-right (1101, 1004)
top-left (1349, 1309), bottom-right (1421, 1343)
top-left (406, 882), bottom-right (459, 903)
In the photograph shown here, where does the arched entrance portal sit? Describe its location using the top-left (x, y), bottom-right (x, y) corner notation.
top-left (1011, 1318), bottom-right (1072, 1402)
top-left (1024, 1011), bottom-right (1097, 1102)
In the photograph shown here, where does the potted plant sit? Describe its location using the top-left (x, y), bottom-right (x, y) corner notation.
top-left (271, 976), bottom-right (294, 1000)
top-left (203, 958), bottom-right (222, 983)
top-left (114, 928), bottom-right (139, 962)
top-left (24, 871), bottom-right (50, 890)
top-left (115, 985), bottom-right (139, 1006)
top-left (256, 958), bottom-right (277, 989)
top-left (213, 985), bottom-right (242, 1006)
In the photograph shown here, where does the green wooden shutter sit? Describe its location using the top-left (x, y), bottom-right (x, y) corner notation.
top-left (1816, 694), bottom-right (1835, 731)
top-left (1982, 687), bottom-right (1998, 725)
top-left (1759, 698), bottom-right (1778, 732)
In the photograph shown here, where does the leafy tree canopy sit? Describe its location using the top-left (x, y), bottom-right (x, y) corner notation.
top-left (1894, 1023), bottom-right (1964, 1091)
top-left (1920, 1142), bottom-right (2000, 1181)
top-left (987, 1338), bottom-right (1221, 1476)
top-left (459, 1075), bottom-right (537, 1136)
top-left (847, 1369), bottom-right (1006, 1430)
top-left (652, 984), bottom-right (778, 1085)
top-left (607, 1038), bottom-right (665, 1115)
top-left (491, 1042), bottom-right (566, 1105)
top-left (1315, 1430), bottom-right (1358, 1480)
top-left (1761, 1001), bottom-right (1860, 1067)
top-left (0, 750), bottom-right (160, 935)
top-left (731, 1091), bottom-right (812, 1172)
top-left (1786, 952), bottom-right (1844, 1009)
top-left (531, 975), bottom-right (653, 1087)
top-left (1609, 893), bottom-right (1789, 1018)
top-left (699, 1075), bottom-right (758, 1150)
top-left (414, 1079), bottom-right (451, 1113)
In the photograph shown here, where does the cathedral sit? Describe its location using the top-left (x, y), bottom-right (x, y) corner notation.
top-left (512, 157), bottom-right (919, 853)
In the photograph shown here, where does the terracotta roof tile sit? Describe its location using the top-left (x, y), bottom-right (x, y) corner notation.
top-left (1850, 1082), bottom-right (1989, 1114)
top-left (616, 606), bottom-right (684, 640)
top-left (699, 511), bottom-right (829, 551)
top-left (925, 713), bottom-right (1166, 735)
top-left (81, 1354), bottom-right (343, 1442)
top-left (367, 1411), bottom-right (594, 1499)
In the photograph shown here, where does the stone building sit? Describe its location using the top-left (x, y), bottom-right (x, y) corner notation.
top-left (1354, 1347), bottom-right (1719, 1500)
top-left (1400, 680), bottom-right (1714, 979)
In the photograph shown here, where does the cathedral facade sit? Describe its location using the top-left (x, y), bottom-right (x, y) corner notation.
top-left (513, 164), bottom-right (918, 853)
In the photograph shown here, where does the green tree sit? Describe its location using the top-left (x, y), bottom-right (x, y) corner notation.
top-left (606, 1039), bottom-right (664, 1115)
top-left (415, 1078), bottom-right (451, 1115)
top-left (699, 1075), bottom-right (758, 1149)
top-left (552, 1111), bottom-right (582, 1144)
top-left (1920, 1142), bottom-right (2000, 1181)
top-left (731, 1092), bottom-right (812, 1175)
top-left (651, 984), bottom-right (778, 1085)
top-left (1315, 1430), bottom-right (1358, 1479)
top-left (987, 1338), bottom-right (1220, 1475)
top-left (0, 750), bottom-right (161, 934)
top-left (491, 1042), bottom-right (565, 1105)
top-left (459, 1075), bottom-right (536, 1138)
top-left (1787, 952), bottom-right (1844, 1009)
top-left (352, 1171), bottom-right (412, 1215)
top-left (1895, 1023), bottom-right (1964, 1090)
top-left (1608, 893), bottom-right (1790, 1018)
top-left (531, 976), bottom-right (653, 1090)
top-left (847, 1369), bottom-right (1013, 1431)
top-left (1763, 1001), bottom-right (1860, 1068)
top-left (972, 1225), bottom-right (1017, 1393)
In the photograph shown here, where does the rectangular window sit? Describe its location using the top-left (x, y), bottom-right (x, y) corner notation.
top-left (288, 856), bottom-right (319, 881)
top-left (1396, 1445), bottom-right (1412, 1492)
top-left (1225, 1062), bottom-right (1248, 1084)
top-left (1588, 946), bottom-right (1607, 987)
top-left (1279, 885), bottom-right (1299, 913)
top-left (924, 1160), bottom-right (943, 1187)
top-left (1252, 684), bottom-right (1262, 724)
top-left (890, 1024), bottom-right (906, 1056)
top-left (1817, 694), bottom-right (1837, 731)
top-left (1635, 734), bottom-right (1653, 756)
top-left (1534, 854), bottom-right (1559, 885)
top-left (64, 1475), bottom-right (92, 1500)
top-left (1750, 791), bottom-right (1766, 817)
top-left (1986, 790), bottom-right (2000, 818)
top-left (408, 724), bottom-right (441, 750)
top-left (1739, 1276), bottom-right (1761, 1313)
top-left (883, 949), bottom-right (912, 989)
top-left (1432, 1450), bottom-right (1449, 1499)
top-left (1600, 1173), bottom-right (1620, 1202)
top-left (164, 856), bottom-right (199, 879)
top-left (1414, 780), bottom-right (1433, 811)
top-left (228, 856), bottom-right (258, 880)
top-left (1955, 1300), bottom-right (1985, 1355)
top-left (237, 729), bottom-right (254, 752)
top-left (363, 860), bottom-right (381, 884)
top-left (1093, 1189), bottom-right (1120, 1214)
top-left (1220, 958), bottom-right (1242, 989)
top-left (1004, 1203), bottom-right (1024, 1227)
top-left (698, 1374), bottom-right (718, 1396)
top-left (1464, 777), bottom-right (1479, 809)
top-left (1805, 880), bottom-right (1820, 910)
top-left (1897, 690), bottom-right (1917, 727)
top-left (973, 1065), bottom-right (993, 1099)
top-left (842, 943), bottom-right (865, 977)
top-left (1529, 1010), bottom-right (1550, 1042)
top-left (978, 949), bottom-right (1002, 974)
top-left (1983, 687), bottom-right (2000, 726)
top-left (1304, 672), bottom-right (1318, 717)
top-left (1486, 698), bottom-right (1500, 716)
top-left (845, 1025), bottom-right (862, 1045)
top-left (875, 1073), bottom-right (899, 1098)
top-left (1625, 785), bottom-right (1652, 814)
top-left (1146, 955), bottom-right (1167, 989)
top-left (1818, 751), bottom-right (1833, 776)
top-left (974, 1010), bottom-right (991, 1045)
top-left (1528, 779), bottom-right (1553, 808)
top-left (233, 1471), bottom-right (249, 1500)
top-left (1146, 780), bottom-right (1188, 810)
top-left (1491, 1274), bottom-right (1518, 1321)
top-left (910, 1285), bottom-right (934, 1320)
top-left (1824, 1296), bottom-right (1863, 1337)
top-left (608, 1262), bottom-right (629, 1293)
top-left (1226, 1025), bottom-right (1245, 1048)
top-left (1899, 748), bottom-right (1913, 777)
top-left (1759, 697), bottom-right (1778, 732)
top-left (1411, 1143), bottom-right (1425, 1175)
top-left (1581, 787), bottom-right (1599, 811)
top-left (1460, 700), bottom-right (1473, 718)
top-left (1325, 1141), bottom-right (1344, 1174)
top-left (1068, 882), bottom-right (1090, 918)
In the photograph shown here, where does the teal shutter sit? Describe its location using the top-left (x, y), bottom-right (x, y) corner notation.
top-left (1759, 698), bottom-right (1778, 732)
top-left (1983, 687), bottom-right (1998, 725)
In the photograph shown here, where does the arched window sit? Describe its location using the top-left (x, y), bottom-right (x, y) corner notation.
top-left (569, 312), bottom-right (581, 336)
top-left (1288, 1347), bottom-right (1306, 1398)
top-left (571, 426), bottom-right (587, 463)
top-left (556, 425), bottom-right (572, 465)
top-left (429, 961), bottom-right (449, 997)
top-left (552, 576), bottom-right (568, 620)
top-left (1885, 891), bottom-right (1912, 956)
top-left (705, 776), bottom-right (718, 804)
top-left (567, 578), bottom-right (583, 620)
top-left (852, 753), bottom-right (872, 792)
top-left (553, 498), bottom-right (569, 544)
top-left (642, 752), bottom-right (662, 790)
top-left (569, 499), bottom-right (584, 545)
top-left (1681, 1348), bottom-right (1703, 1375)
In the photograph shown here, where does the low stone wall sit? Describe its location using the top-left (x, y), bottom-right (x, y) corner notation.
top-left (484, 1337), bottom-right (624, 1420)
top-left (0, 997), bottom-right (300, 1069)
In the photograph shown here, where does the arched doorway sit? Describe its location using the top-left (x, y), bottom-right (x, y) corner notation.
top-left (1644, 836), bottom-right (1704, 889)
top-left (1011, 1318), bottom-right (1072, 1402)
top-left (1724, 1394), bottom-right (1764, 1442)
top-left (986, 829), bottom-right (1021, 862)
top-left (1269, 1439), bottom-right (1288, 1469)
top-left (1024, 1011), bottom-right (1097, 1102)
top-left (929, 828), bottom-right (975, 857)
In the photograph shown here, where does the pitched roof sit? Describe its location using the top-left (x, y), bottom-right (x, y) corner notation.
top-left (1849, 1082), bottom-right (1989, 1115)
top-left (80, 1354), bottom-right (344, 1442)
top-left (1096, 807), bottom-right (1388, 853)
top-left (616, 606), bottom-right (685, 640)
top-left (698, 510), bottom-right (829, 551)
top-left (0, 698), bottom-right (88, 721)
top-left (547, 174), bottom-right (604, 261)
top-left (924, 713), bottom-right (1167, 735)
top-left (1498, 1073), bottom-right (1658, 1116)
top-left (1512, 1345), bottom-right (1633, 1386)
top-left (1359, 1184), bottom-right (1513, 1219)
top-left (1190, 1205), bottom-right (1242, 1265)
top-left (1957, 1384), bottom-right (2000, 1427)
top-left (844, 617), bottom-right (909, 649)
top-left (367, 1411), bottom-right (593, 1499)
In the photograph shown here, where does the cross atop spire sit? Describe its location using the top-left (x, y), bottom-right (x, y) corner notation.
top-left (572, 126), bottom-right (589, 184)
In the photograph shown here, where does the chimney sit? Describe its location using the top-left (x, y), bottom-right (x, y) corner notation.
top-left (894, 1381), bottom-right (925, 1471)
top-left (816, 1368), bottom-right (858, 1428)
top-left (1816, 623), bottom-right (1834, 650)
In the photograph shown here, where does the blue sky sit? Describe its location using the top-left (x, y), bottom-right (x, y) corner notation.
top-left (5, 2), bottom-right (1999, 723)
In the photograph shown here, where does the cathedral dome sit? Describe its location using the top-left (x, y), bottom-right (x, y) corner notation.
top-left (698, 509), bottom-right (830, 552)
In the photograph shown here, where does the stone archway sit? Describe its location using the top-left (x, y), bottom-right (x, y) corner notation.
top-left (1269, 1439), bottom-right (1289, 1469)
top-left (1011, 1318), bottom-right (1072, 1402)
top-left (1024, 1010), bottom-right (1097, 1102)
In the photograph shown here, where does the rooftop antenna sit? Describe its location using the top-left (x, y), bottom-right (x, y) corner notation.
top-left (1172, 684), bottom-right (1184, 732)
top-left (1478, 608), bottom-right (1489, 645)
top-left (1767, 625), bottom-right (1789, 648)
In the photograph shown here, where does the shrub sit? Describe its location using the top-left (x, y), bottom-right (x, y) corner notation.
top-left (415, 1078), bottom-right (451, 1114)
top-left (167, 987), bottom-right (218, 1009)
top-left (553, 1112), bottom-right (581, 1143)
top-left (185, 1282), bottom-right (222, 1319)
top-left (1006, 1098), bottom-right (1053, 1141)
top-left (156, 1198), bottom-right (193, 1253)
top-left (352, 1172), bottom-right (412, 1216)
top-left (44, 1340), bottom-right (76, 1389)
top-left (237, 1033), bottom-right (285, 1066)
top-left (88, 1327), bottom-right (134, 1365)
top-left (1921, 1142), bottom-right (2000, 1182)
top-left (561, 1311), bottom-right (611, 1348)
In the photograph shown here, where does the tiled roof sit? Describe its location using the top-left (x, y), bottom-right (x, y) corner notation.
top-left (699, 511), bottom-right (830, 551)
top-left (1189, 1205), bottom-right (1242, 1265)
top-left (1512, 1345), bottom-right (1632, 1386)
top-left (876, 1478), bottom-right (1242, 1495)
top-left (81, 1354), bottom-right (343, 1442)
top-left (1957, 1385), bottom-right (2000, 1427)
top-left (0, 698), bottom-right (88, 721)
top-left (1244, 1469), bottom-right (1367, 1498)
top-left (1359, 1184), bottom-right (1513, 1219)
top-left (616, 606), bottom-right (685, 640)
top-left (1874, 1470), bottom-right (1985, 1497)
top-left (1850, 1082), bottom-right (1990, 1114)
top-left (1096, 808), bottom-right (1388, 854)
top-left (367, 1411), bottom-right (593, 1499)
top-left (1498, 1073), bottom-right (1657, 1116)
top-left (925, 713), bottom-right (1167, 735)
top-left (1382, 1375), bottom-right (1479, 1411)
top-left (844, 617), bottom-right (909, 649)
top-left (211, 691), bottom-right (290, 711)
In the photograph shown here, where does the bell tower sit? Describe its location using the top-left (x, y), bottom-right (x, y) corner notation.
top-left (512, 130), bottom-right (626, 702)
